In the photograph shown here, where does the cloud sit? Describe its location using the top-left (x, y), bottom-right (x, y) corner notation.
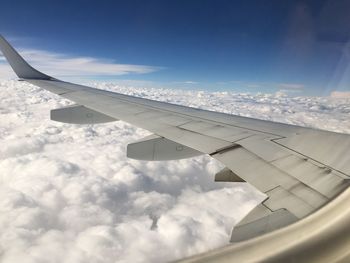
top-left (274, 83), bottom-right (305, 96)
top-left (182, 81), bottom-right (198, 84)
top-left (171, 81), bottom-right (199, 85)
top-left (330, 91), bottom-right (350, 98)
top-left (0, 80), bottom-right (350, 262)
top-left (0, 48), bottom-right (160, 79)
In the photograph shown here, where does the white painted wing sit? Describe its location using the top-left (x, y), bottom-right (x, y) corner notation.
top-left (1, 35), bottom-right (349, 243)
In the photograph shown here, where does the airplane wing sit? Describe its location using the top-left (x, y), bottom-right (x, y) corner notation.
top-left (1, 35), bottom-right (349, 249)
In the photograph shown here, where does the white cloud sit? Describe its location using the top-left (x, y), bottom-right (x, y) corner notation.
top-left (0, 48), bottom-right (160, 79)
top-left (0, 80), bottom-right (350, 262)
top-left (171, 81), bottom-right (199, 86)
top-left (275, 89), bottom-right (303, 97)
top-left (182, 81), bottom-right (198, 84)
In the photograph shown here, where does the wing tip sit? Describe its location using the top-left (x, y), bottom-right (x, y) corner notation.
top-left (0, 34), bottom-right (52, 80)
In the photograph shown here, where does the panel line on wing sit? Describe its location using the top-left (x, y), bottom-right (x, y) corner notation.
top-left (272, 138), bottom-right (350, 178)
top-left (73, 89), bottom-right (289, 137)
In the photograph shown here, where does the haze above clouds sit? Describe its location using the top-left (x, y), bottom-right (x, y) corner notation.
top-left (0, 80), bottom-right (350, 263)
top-left (0, 49), bottom-right (160, 80)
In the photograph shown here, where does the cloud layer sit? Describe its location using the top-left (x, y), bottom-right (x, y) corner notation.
top-left (0, 80), bottom-right (350, 263)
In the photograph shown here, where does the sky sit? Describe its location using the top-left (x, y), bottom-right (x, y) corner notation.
top-left (1, 2), bottom-right (350, 262)
top-left (1, 0), bottom-right (350, 95)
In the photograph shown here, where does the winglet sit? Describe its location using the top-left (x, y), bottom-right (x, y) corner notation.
top-left (0, 35), bottom-right (52, 80)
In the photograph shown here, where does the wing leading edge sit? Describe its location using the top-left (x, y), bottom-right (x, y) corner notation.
top-left (1, 35), bottom-right (349, 244)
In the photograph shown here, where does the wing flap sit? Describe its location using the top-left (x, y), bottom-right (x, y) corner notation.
top-left (272, 155), bottom-right (348, 198)
top-left (212, 145), bottom-right (298, 192)
top-left (288, 183), bottom-right (328, 208)
top-left (211, 136), bottom-right (350, 241)
top-left (276, 132), bottom-right (350, 176)
top-left (231, 207), bottom-right (298, 242)
top-left (264, 186), bottom-right (315, 218)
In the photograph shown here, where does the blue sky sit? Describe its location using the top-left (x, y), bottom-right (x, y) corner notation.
top-left (1, 0), bottom-right (350, 95)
